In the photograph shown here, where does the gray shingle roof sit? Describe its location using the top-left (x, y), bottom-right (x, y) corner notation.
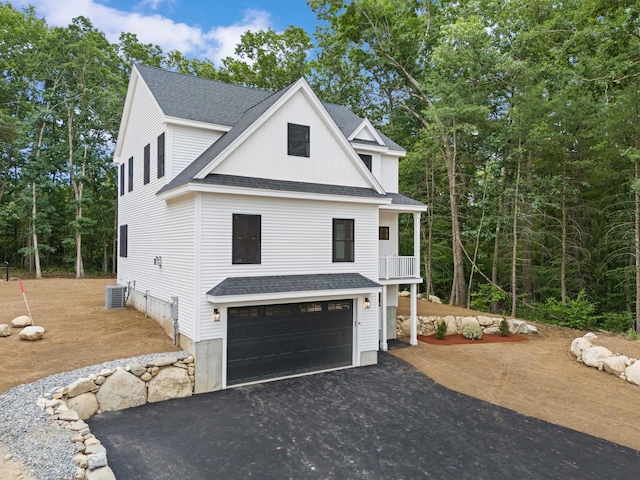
top-left (385, 192), bottom-right (427, 207)
top-left (207, 273), bottom-right (381, 297)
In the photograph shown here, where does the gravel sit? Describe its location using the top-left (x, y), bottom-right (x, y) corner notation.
top-left (0, 350), bottom-right (188, 480)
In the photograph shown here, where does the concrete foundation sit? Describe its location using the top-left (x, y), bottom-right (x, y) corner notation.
top-left (360, 350), bottom-right (378, 366)
top-left (180, 336), bottom-right (223, 393)
top-left (386, 306), bottom-right (397, 340)
top-left (127, 289), bottom-right (174, 338)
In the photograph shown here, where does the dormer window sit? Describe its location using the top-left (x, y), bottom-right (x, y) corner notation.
top-left (288, 123), bottom-right (310, 157)
top-left (359, 154), bottom-right (372, 171)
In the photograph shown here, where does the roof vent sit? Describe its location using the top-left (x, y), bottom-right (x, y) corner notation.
top-left (105, 285), bottom-right (127, 309)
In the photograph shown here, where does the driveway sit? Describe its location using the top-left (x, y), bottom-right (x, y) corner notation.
top-left (87, 353), bottom-right (640, 479)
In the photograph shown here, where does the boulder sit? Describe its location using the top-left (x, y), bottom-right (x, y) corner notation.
top-left (147, 366), bottom-right (192, 403)
top-left (96, 367), bottom-right (147, 412)
top-left (11, 315), bottom-right (31, 328)
top-left (0, 324), bottom-right (11, 337)
top-left (428, 295), bottom-right (442, 303)
top-left (460, 317), bottom-right (480, 331)
top-left (508, 319), bottom-right (529, 334)
top-left (477, 316), bottom-right (494, 327)
top-left (67, 378), bottom-right (98, 398)
top-left (399, 290), bottom-right (410, 297)
top-left (19, 325), bottom-right (45, 341)
top-left (87, 452), bottom-right (108, 470)
top-left (67, 392), bottom-right (99, 420)
top-left (483, 326), bottom-right (500, 335)
top-left (147, 356), bottom-right (178, 368)
top-left (526, 324), bottom-right (539, 334)
top-left (443, 316), bottom-right (458, 335)
top-left (583, 332), bottom-right (598, 340)
top-left (602, 355), bottom-right (629, 377)
top-left (398, 318), bottom-right (411, 337)
top-left (571, 337), bottom-right (592, 359)
top-left (128, 363), bottom-right (146, 377)
top-left (625, 361), bottom-right (640, 386)
top-left (57, 409), bottom-right (80, 422)
top-left (582, 346), bottom-right (613, 369)
top-left (86, 466), bottom-right (116, 480)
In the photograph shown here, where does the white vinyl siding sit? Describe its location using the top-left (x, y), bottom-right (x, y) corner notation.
top-left (379, 211), bottom-right (398, 258)
top-left (170, 124), bottom-right (222, 179)
top-left (198, 192), bottom-right (380, 342)
top-left (379, 154), bottom-right (399, 193)
top-left (213, 90), bottom-right (371, 188)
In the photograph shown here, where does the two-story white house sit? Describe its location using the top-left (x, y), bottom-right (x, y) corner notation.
top-left (114, 65), bottom-right (426, 393)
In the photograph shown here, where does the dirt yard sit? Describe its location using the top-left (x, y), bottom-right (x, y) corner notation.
top-left (1, 280), bottom-right (639, 480)
top-left (395, 296), bottom-right (640, 451)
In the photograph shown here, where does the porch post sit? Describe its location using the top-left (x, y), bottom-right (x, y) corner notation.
top-left (381, 285), bottom-right (388, 351)
top-left (413, 212), bottom-right (421, 277)
top-left (410, 283), bottom-right (418, 346)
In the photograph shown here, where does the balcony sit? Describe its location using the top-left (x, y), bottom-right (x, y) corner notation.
top-left (378, 256), bottom-right (418, 280)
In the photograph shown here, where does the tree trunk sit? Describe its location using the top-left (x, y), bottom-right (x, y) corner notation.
top-left (635, 160), bottom-right (640, 331)
top-left (491, 166), bottom-right (507, 313)
top-left (521, 151), bottom-right (533, 300)
top-left (67, 105), bottom-right (85, 279)
top-left (511, 157), bottom-right (521, 318)
top-left (561, 160), bottom-right (568, 304)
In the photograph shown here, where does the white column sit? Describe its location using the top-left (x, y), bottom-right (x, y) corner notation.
top-left (381, 286), bottom-right (388, 351)
top-left (413, 212), bottom-right (421, 277)
top-left (410, 283), bottom-right (418, 346)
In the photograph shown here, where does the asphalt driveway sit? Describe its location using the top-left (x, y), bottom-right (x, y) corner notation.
top-left (88, 353), bottom-right (640, 479)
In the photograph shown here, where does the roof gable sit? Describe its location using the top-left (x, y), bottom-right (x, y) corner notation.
top-left (349, 119), bottom-right (385, 145)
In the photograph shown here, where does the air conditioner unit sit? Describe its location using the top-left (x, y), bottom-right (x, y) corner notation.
top-left (105, 285), bottom-right (127, 309)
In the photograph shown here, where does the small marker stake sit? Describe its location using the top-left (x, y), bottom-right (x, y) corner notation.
top-left (18, 278), bottom-right (34, 326)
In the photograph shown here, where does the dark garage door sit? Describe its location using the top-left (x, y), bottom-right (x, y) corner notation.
top-left (227, 300), bottom-right (353, 386)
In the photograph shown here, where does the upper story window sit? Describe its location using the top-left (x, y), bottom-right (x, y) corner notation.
top-left (288, 123), bottom-right (310, 157)
top-left (333, 218), bottom-right (354, 262)
top-left (127, 157), bottom-right (134, 192)
top-left (157, 132), bottom-right (165, 178)
top-left (232, 214), bottom-right (261, 264)
top-left (119, 163), bottom-right (125, 196)
top-left (119, 224), bottom-right (128, 258)
top-left (359, 154), bottom-right (372, 171)
top-left (143, 144), bottom-right (150, 185)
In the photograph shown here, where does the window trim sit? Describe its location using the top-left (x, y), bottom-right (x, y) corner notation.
top-left (143, 144), bottom-right (150, 185)
top-left (232, 214), bottom-right (261, 265)
top-left (333, 218), bottom-right (354, 263)
top-left (287, 123), bottom-right (310, 157)
top-left (379, 226), bottom-right (390, 240)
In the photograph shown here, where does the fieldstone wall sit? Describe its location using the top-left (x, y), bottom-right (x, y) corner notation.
top-left (396, 315), bottom-right (538, 338)
top-left (35, 355), bottom-right (195, 480)
top-left (570, 333), bottom-right (640, 386)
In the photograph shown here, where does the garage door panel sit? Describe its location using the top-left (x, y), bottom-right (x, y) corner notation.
top-left (227, 300), bottom-right (353, 386)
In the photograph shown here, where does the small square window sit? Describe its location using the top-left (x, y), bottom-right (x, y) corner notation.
top-left (288, 123), bottom-right (310, 157)
top-left (379, 226), bottom-right (390, 240)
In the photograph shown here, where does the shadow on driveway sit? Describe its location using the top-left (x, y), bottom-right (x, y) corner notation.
top-left (88, 353), bottom-right (640, 479)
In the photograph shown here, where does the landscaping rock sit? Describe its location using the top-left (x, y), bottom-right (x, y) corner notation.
top-left (399, 290), bottom-right (410, 297)
top-left (602, 355), bottom-right (629, 377)
top-left (11, 315), bottom-right (31, 328)
top-left (527, 324), bottom-right (539, 334)
top-left (508, 319), bottom-right (529, 334)
top-left (67, 378), bottom-right (98, 398)
top-left (19, 325), bottom-right (45, 341)
top-left (147, 366), bottom-right (192, 403)
top-left (483, 326), bottom-right (500, 335)
top-left (571, 337), bottom-right (592, 359)
top-left (427, 294), bottom-right (441, 303)
top-left (86, 466), bottom-right (116, 480)
top-left (0, 324), bottom-right (11, 336)
top-left (67, 392), bottom-right (99, 420)
top-left (148, 356), bottom-right (178, 367)
top-left (96, 367), bottom-right (146, 412)
top-left (582, 346), bottom-right (613, 369)
top-left (443, 316), bottom-right (458, 335)
top-left (460, 316), bottom-right (480, 331)
top-left (625, 361), bottom-right (640, 386)
top-left (87, 452), bottom-right (107, 470)
top-left (477, 315), bottom-right (494, 326)
top-left (399, 318), bottom-right (410, 337)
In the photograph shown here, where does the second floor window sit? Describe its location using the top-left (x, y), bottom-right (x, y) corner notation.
top-left (333, 218), bottom-right (354, 262)
top-left (232, 214), bottom-right (261, 264)
top-left (359, 154), bottom-right (372, 171)
top-left (288, 123), bottom-right (310, 157)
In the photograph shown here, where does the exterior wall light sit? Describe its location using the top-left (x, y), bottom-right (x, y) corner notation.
top-left (364, 298), bottom-right (371, 309)
top-left (213, 308), bottom-right (221, 321)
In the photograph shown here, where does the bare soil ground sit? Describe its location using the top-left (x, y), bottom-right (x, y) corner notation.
top-left (395, 296), bottom-right (640, 451)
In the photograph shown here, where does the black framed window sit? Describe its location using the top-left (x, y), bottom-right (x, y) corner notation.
top-left (119, 224), bottom-right (128, 258)
top-left (127, 156), bottom-right (133, 192)
top-left (232, 214), bottom-right (261, 264)
top-left (379, 226), bottom-right (390, 240)
top-left (333, 218), bottom-right (354, 262)
top-left (143, 144), bottom-right (150, 185)
top-left (157, 132), bottom-right (165, 178)
top-left (287, 123), bottom-right (310, 157)
top-left (119, 163), bottom-right (125, 196)
top-left (359, 154), bottom-right (372, 171)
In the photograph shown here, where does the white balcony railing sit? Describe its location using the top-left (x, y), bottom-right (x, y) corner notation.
top-left (378, 256), bottom-right (417, 279)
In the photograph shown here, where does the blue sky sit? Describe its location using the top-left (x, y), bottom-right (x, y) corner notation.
top-left (10, 0), bottom-right (319, 64)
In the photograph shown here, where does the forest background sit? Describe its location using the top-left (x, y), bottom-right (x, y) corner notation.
top-left (1, 0), bottom-right (639, 332)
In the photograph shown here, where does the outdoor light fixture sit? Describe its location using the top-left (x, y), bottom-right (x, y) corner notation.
top-left (213, 308), bottom-right (220, 321)
top-left (364, 298), bottom-right (371, 309)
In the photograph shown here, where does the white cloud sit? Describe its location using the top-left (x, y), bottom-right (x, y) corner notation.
top-left (10, 0), bottom-right (273, 64)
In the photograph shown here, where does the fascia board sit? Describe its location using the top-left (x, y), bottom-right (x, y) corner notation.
top-left (157, 182), bottom-right (393, 206)
top-left (206, 286), bottom-right (382, 305)
top-left (379, 203), bottom-right (427, 213)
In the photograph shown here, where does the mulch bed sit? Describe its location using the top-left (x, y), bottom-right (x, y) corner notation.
top-left (418, 333), bottom-right (528, 345)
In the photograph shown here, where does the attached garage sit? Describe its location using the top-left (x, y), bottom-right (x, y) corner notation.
top-left (226, 300), bottom-right (353, 386)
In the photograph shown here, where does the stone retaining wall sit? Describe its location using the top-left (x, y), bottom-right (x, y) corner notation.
top-left (570, 334), bottom-right (640, 386)
top-left (36, 354), bottom-right (194, 480)
top-left (396, 315), bottom-right (538, 338)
